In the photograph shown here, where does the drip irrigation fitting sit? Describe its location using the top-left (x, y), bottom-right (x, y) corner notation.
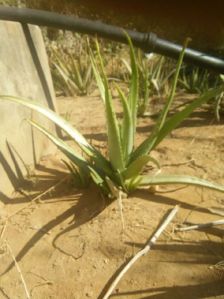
top-left (0, 6), bottom-right (224, 73)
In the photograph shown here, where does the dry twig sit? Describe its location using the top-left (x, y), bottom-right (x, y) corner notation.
top-left (102, 205), bottom-right (179, 299)
top-left (207, 207), bottom-right (224, 217)
top-left (0, 222), bottom-right (7, 240)
top-left (175, 218), bottom-right (224, 232)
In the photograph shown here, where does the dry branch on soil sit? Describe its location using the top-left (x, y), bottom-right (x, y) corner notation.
top-left (175, 219), bottom-right (224, 232)
top-left (102, 205), bottom-right (179, 299)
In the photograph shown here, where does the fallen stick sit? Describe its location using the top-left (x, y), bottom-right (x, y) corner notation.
top-left (0, 222), bottom-right (7, 240)
top-left (207, 207), bottom-right (224, 217)
top-left (175, 218), bottom-right (224, 232)
top-left (102, 205), bottom-right (179, 299)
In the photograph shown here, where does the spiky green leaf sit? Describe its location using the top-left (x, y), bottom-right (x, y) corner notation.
top-left (88, 166), bottom-right (109, 194)
top-left (132, 85), bottom-right (223, 161)
top-left (116, 84), bottom-right (133, 161)
top-left (156, 39), bottom-right (188, 131)
top-left (152, 87), bottom-right (224, 149)
top-left (91, 40), bottom-right (125, 171)
top-left (28, 119), bottom-right (89, 170)
top-left (138, 174), bottom-right (224, 192)
top-left (0, 95), bottom-right (112, 176)
top-left (0, 96), bottom-right (91, 151)
top-left (53, 62), bottom-right (76, 94)
top-left (126, 33), bottom-right (139, 140)
top-left (123, 155), bottom-right (160, 180)
top-left (62, 160), bottom-right (89, 188)
top-left (90, 52), bottom-right (105, 102)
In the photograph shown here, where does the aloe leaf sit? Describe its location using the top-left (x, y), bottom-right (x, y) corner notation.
top-left (72, 60), bottom-right (83, 91)
top-left (123, 155), bottom-right (160, 180)
top-left (132, 85), bottom-right (223, 160)
top-left (142, 40), bottom-right (186, 151)
top-left (152, 86), bottom-right (224, 149)
top-left (104, 77), bottom-right (125, 171)
top-left (90, 48), bottom-right (105, 102)
top-left (156, 39), bottom-right (188, 133)
top-left (121, 58), bottom-right (132, 75)
top-left (62, 160), bottom-right (89, 188)
top-left (88, 166), bottom-right (109, 194)
top-left (125, 175), bottom-right (142, 192)
top-left (0, 95), bottom-right (93, 151)
top-left (53, 50), bottom-right (69, 75)
top-left (28, 119), bottom-right (89, 170)
top-left (0, 95), bottom-right (113, 176)
top-left (116, 84), bottom-right (133, 161)
top-left (52, 50), bottom-right (78, 94)
top-left (53, 61), bottom-right (69, 79)
top-left (91, 40), bottom-right (125, 171)
top-left (138, 174), bottom-right (224, 192)
top-left (126, 33), bottom-right (138, 140)
top-left (153, 56), bottom-right (164, 82)
top-left (83, 63), bottom-right (93, 87)
top-left (105, 176), bottom-right (120, 198)
top-left (53, 62), bottom-right (77, 95)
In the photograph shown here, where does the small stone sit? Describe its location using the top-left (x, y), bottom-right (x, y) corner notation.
top-left (86, 291), bottom-right (93, 297)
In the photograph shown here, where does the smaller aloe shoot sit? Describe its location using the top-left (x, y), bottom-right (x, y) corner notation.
top-left (214, 74), bottom-right (224, 121)
top-left (178, 66), bottom-right (224, 121)
top-left (178, 66), bottom-right (212, 94)
top-left (1, 37), bottom-right (224, 199)
top-left (50, 39), bottom-right (93, 96)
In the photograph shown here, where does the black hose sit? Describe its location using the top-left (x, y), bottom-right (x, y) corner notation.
top-left (0, 6), bottom-right (224, 73)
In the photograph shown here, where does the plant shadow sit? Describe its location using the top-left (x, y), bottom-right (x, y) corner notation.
top-left (134, 189), bottom-right (209, 213)
top-left (0, 165), bottom-right (109, 276)
top-left (137, 106), bottom-right (224, 136)
top-left (98, 189), bottom-right (224, 298)
top-left (1, 173), bottom-right (223, 291)
top-left (125, 241), bottom-right (224, 263)
top-left (109, 280), bottom-right (224, 299)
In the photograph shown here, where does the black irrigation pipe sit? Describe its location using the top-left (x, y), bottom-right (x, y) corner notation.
top-left (0, 6), bottom-right (224, 73)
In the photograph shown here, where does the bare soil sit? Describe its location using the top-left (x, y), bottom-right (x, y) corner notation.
top-left (0, 94), bottom-right (224, 299)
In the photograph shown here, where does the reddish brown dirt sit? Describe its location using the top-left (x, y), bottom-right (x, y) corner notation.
top-left (0, 94), bottom-right (224, 299)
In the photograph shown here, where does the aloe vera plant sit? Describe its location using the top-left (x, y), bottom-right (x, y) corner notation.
top-left (1, 37), bottom-right (224, 199)
top-left (178, 66), bottom-right (224, 121)
top-left (178, 65), bottom-right (224, 99)
top-left (49, 39), bottom-right (93, 96)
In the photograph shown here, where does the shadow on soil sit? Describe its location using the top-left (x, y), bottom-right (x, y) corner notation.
top-left (135, 189), bottom-right (209, 214)
top-left (98, 234), bottom-right (223, 298)
top-left (98, 250), bottom-right (224, 299)
top-left (98, 189), bottom-right (224, 299)
top-left (0, 165), bottom-right (107, 276)
top-left (109, 280), bottom-right (224, 299)
top-left (1, 169), bottom-right (223, 299)
top-left (0, 164), bottom-right (67, 205)
top-left (137, 108), bottom-right (223, 136)
top-left (125, 241), bottom-right (224, 263)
